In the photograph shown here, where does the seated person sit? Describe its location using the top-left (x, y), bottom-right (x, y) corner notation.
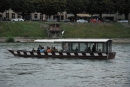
top-left (87, 47), bottom-right (91, 52)
top-left (98, 49), bottom-right (101, 52)
top-left (47, 47), bottom-right (52, 52)
top-left (63, 44), bottom-right (68, 51)
top-left (51, 47), bottom-right (58, 52)
top-left (32, 48), bottom-right (36, 52)
top-left (75, 47), bottom-right (78, 51)
top-left (40, 47), bottom-right (45, 53)
top-left (38, 45), bottom-right (42, 50)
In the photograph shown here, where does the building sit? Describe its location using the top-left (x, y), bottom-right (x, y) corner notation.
top-left (0, 9), bottom-right (129, 21)
top-left (0, 9), bottom-right (67, 21)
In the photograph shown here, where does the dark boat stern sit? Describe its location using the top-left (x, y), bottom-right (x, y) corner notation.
top-left (108, 52), bottom-right (116, 59)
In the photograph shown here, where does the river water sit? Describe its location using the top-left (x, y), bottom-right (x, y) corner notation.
top-left (0, 43), bottom-right (130, 87)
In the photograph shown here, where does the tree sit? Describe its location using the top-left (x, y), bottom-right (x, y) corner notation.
top-left (114, 0), bottom-right (130, 20)
top-left (0, 0), bottom-right (11, 12)
top-left (11, 0), bottom-right (35, 19)
top-left (37, 0), bottom-right (66, 19)
top-left (84, 0), bottom-right (115, 20)
top-left (96, 0), bottom-right (115, 20)
top-left (36, 0), bottom-right (45, 14)
top-left (66, 0), bottom-right (85, 21)
top-left (84, 0), bottom-right (97, 15)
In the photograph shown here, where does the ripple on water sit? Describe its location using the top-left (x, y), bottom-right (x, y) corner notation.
top-left (6, 63), bottom-right (42, 75)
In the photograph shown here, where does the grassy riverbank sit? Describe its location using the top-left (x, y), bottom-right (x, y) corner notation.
top-left (0, 21), bottom-right (130, 38)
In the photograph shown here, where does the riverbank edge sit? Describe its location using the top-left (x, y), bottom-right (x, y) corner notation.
top-left (0, 37), bottom-right (130, 43)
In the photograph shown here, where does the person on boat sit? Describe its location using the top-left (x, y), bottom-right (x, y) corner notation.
top-left (75, 47), bottom-right (78, 51)
top-left (46, 46), bottom-right (49, 50)
top-left (47, 47), bottom-right (52, 52)
top-left (40, 47), bottom-right (45, 53)
top-left (87, 47), bottom-right (91, 52)
top-left (92, 45), bottom-right (96, 52)
top-left (38, 45), bottom-right (42, 50)
top-left (63, 43), bottom-right (68, 51)
top-left (37, 45), bottom-right (42, 52)
top-left (51, 46), bottom-right (58, 52)
top-left (98, 49), bottom-right (101, 52)
top-left (32, 48), bottom-right (36, 52)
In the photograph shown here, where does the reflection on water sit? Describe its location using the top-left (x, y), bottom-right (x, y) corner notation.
top-left (0, 43), bottom-right (130, 87)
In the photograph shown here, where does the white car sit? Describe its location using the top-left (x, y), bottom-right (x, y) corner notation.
top-left (11, 18), bottom-right (24, 21)
top-left (118, 20), bottom-right (128, 23)
top-left (77, 19), bottom-right (88, 23)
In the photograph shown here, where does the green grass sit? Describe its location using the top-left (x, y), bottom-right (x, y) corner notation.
top-left (0, 21), bottom-right (130, 38)
top-left (61, 22), bottom-right (130, 38)
top-left (0, 21), bottom-right (46, 38)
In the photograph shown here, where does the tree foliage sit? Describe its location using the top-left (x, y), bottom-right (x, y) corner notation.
top-left (0, 0), bottom-right (11, 12)
top-left (0, 0), bottom-right (130, 20)
top-left (66, 0), bottom-right (85, 21)
top-left (114, 0), bottom-right (130, 19)
top-left (83, 0), bottom-right (115, 19)
top-left (11, 0), bottom-right (35, 18)
top-left (36, 0), bottom-right (66, 17)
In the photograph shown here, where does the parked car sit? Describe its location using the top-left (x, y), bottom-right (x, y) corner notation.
top-left (32, 18), bottom-right (40, 21)
top-left (90, 19), bottom-right (101, 23)
top-left (103, 19), bottom-right (112, 23)
top-left (47, 18), bottom-right (53, 22)
top-left (118, 20), bottom-right (128, 23)
top-left (11, 18), bottom-right (24, 21)
top-left (77, 19), bottom-right (88, 23)
top-left (61, 19), bottom-right (70, 22)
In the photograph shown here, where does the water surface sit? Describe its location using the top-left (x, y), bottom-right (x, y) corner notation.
top-left (0, 43), bottom-right (130, 87)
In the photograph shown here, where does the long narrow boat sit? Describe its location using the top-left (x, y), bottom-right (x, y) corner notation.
top-left (8, 39), bottom-right (116, 59)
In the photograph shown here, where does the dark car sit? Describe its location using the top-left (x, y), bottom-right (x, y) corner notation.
top-left (60, 19), bottom-right (70, 22)
top-left (64, 19), bottom-right (70, 22)
top-left (103, 19), bottom-right (112, 23)
top-left (32, 18), bottom-right (40, 21)
top-left (47, 18), bottom-right (53, 22)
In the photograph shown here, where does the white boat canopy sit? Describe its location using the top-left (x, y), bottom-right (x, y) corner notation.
top-left (34, 39), bottom-right (112, 43)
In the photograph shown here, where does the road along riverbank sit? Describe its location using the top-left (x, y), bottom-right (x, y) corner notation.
top-left (0, 37), bottom-right (130, 43)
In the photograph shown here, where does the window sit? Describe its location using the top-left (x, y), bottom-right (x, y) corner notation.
top-left (6, 13), bottom-right (9, 18)
top-left (12, 13), bottom-right (15, 18)
top-left (97, 43), bottom-right (103, 52)
top-left (17, 13), bottom-right (21, 18)
top-left (40, 14), bottom-right (43, 20)
top-left (71, 43), bottom-right (78, 51)
top-left (84, 43), bottom-right (97, 52)
top-left (34, 14), bottom-right (37, 19)
top-left (62, 42), bottom-right (69, 51)
top-left (80, 43), bottom-right (86, 51)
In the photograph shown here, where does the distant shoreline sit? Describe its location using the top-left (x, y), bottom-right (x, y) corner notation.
top-left (112, 38), bottom-right (130, 43)
top-left (0, 37), bottom-right (130, 43)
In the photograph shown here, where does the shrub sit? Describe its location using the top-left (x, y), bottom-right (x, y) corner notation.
top-left (6, 37), bottom-right (15, 42)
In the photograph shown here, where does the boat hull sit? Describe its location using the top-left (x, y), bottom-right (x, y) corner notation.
top-left (8, 50), bottom-right (116, 59)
